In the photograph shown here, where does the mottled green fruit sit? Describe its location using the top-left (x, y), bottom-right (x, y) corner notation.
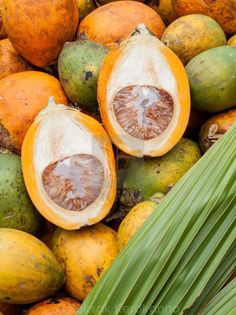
top-left (0, 153), bottom-right (43, 234)
top-left (186, 46), bottom-right (236, 112)
top-left (78, 0), bottom-right (96, 21)
top-left (58, 40), bottom-right (108, 112)
top-left (120, 138), bottom-right (201, 207)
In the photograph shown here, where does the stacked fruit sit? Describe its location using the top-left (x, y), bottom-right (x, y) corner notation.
top-left (0, 0), bottom-right (235, 314)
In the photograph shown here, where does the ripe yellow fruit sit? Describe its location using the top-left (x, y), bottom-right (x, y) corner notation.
top-left (51, 223), bottom-right (119, 301)
top-left (118, 200), bottom-right (157, 248)
top-left (161, 14), bottom-right (226, 64)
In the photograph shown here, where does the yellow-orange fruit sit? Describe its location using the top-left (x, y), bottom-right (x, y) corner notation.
top-left (96, 0), bottom-right (144, 6)
top-left (0, 0), bottom-right (7, 39)
top-left (77, 1), bottom-right (166, 49)
top-left (118, 200), bottom-right (157, 248)
top-left (0, 38), bottom-right (33, 80)
top-left (98, 24), bottom-right (190, 157)
top-left (51, 224), bottom-right (119, 301)
top-left (0, 71), bottom-right (68, 153)
top-left (161, 14), bottom-right (226, 64)
top-left (172, 0), bottom-right (236, 34)
top-left (0, 228), bottom-right (65, 304)
top-left (22, 98), bottom-right (116, 230)
top-left (228, 35), bottom-right (236, 47)
top-left (148, 0), bottom-right (177, 25)
top-left (25, 297), bottom-right (80, 315)
top-left (2, 0), bottom-right (79, 67)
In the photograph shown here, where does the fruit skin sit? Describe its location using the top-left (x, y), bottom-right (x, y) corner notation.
top-left (77, 1), bottom-right (166, 49)
top-left (148, 0), bottom-right (177, 25)
top-left (227, 35), bottom-right (236, 47)
top-left (25, 296), bottom-right (80, 315)
top-left (172, 0), bottom-right (236, 34)
top-left (58, 40), bottom-right (108, 112)
top-left (199, 108), bottom-right (236, 153)
top-left (118, 200), bottom-right (157, 248)
top-left (0, 302), bottom-right (22, 315)
top-left (0, 0), bottom-right (7, 40)
top-left (0, 38), bottom-right (33, 80)
top-left (0, 228), bottom-right (65, 304)
top-left (2, 0), bottom-right (79, 67)
top-left (161, 14), bottom-right (226, 64)
top-left (51, 223), bottom-right (119, 301)
top-left (185, 46), bottom-right (236, 112)
top-left (96, 0), bottom-right (144, 6)
top-left (0, 153), bottom-right (43, 234)
top-left (0, 71), bottom-right (68, 153)
top-left (120, 138), bottom-right (201, 207)
top-left (78, 0), bottom-right (96, 21)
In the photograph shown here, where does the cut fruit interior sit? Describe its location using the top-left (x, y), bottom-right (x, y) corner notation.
top-left (113, 85), bottom-right (174, 140)
top-left (98, 24), bottom-right (190, 157)
top-left (22, 97), bottom-right (116, 230)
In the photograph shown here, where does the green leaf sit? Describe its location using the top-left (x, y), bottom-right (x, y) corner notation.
top-left (185, 242), bottom-right (236, 315)
top-left (200, 278), bottom-right (236, 315)
top-left (77, 124), bottom-right (236, 315)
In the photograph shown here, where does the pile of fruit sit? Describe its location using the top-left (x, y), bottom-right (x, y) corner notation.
top-left (0, 0), bottom-right (235, 314)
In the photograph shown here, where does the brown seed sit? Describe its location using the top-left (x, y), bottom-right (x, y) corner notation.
top-left (113, 85), bottom-right (174, 140)
top-left (42, 154), bottom-right (104, 211)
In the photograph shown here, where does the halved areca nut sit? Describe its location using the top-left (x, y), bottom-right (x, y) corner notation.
top-left (98, 24), bottom-right (191, 157)
top-left (22, 97), bottom-right (116, 230)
